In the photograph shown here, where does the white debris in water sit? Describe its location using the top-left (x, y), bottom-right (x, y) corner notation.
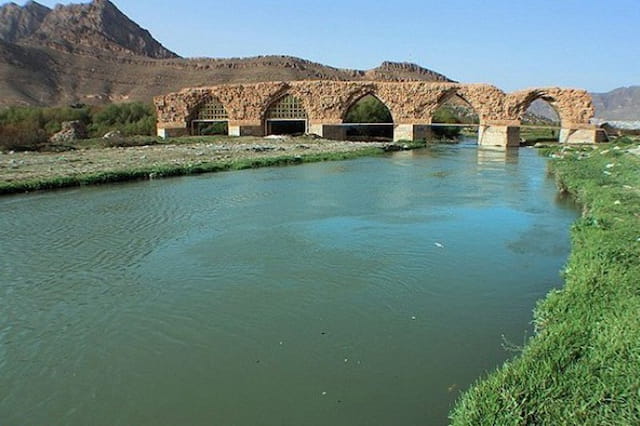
top-left (435, 242), bottom-right (444, 248)
top-left (411, 316), bottom-right (416, 320)
top-left (322, 391), bottom-right (327, 396)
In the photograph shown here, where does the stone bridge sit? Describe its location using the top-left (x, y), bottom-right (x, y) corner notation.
top-left (154, 81), bottom-right (605, 146)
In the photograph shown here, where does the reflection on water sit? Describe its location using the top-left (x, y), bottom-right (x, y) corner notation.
top-left (0, 145), bottom-right (577, 425)
top-left (476, 146), bottom-right (520, 167)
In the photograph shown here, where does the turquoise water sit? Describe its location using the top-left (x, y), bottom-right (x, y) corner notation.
top-left (0, 144), bottom-right (577, 425)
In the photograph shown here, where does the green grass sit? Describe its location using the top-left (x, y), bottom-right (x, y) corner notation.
top-left (0, 147), bottom-right (386, 195)
top-left (450, 139), bottom-right (640, 425)
top-left (520, 127), bottom-right (560, 144)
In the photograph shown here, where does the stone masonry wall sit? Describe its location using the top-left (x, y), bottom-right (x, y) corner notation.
top-left (155, 81), bottom-right (595, 129)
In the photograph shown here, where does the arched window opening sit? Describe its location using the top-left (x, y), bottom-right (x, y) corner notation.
top-left (521, 99), bottom-right (561, 144)
top-left (265, 94), bottom-right (308, 135)
top-left (343, 94), bottom-right (393, 141)
top-left (190, 97), bottom-right (229, 136)
top-left (431, 94), bottom-right (479, 143)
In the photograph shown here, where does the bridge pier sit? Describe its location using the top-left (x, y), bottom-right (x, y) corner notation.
top-left (559, 125), bottom-right (608, 144)
top-left (228, 121), bottom-right (264, 137)
top-left (393, 124), bottom-right (432, 142)
top-left (157, 122), bottom-right (189, 139)
top-left (308, 122), bottom-right (347, 140)
top-left (478, 122), bottom-right (521, 147)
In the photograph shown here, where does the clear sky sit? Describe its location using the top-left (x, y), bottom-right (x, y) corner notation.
top-left (6, 0), bottom-right (640, 93)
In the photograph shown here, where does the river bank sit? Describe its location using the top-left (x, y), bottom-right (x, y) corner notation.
top-left (0, 136), bottom-right (418, 195)
top-left (450, 139), bottom-right (640, 424)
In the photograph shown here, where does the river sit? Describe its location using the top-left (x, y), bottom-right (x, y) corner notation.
top-left (0, 143), bottom-right (577, 425)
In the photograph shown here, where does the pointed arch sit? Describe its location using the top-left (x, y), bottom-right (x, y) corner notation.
top-left (341, 92), bottom-right (394, 123)
top-left (432, 88), bottom-right (483, 122)
top-left (516, 92), bottom-right (563, 143)
top-left (263, 93), bottom-right (309, 135)
top-left (429, 88), bottom-right (481, 141)
top-left (191, 96), bottom-right (229, 121)
top-left (341, 92), bottom-right (394, 141)
top-left (264, 93), bottom-right (308, 120)
top-left (188, 95), bottom-right (229, 135)
top-left (506, 88), bottom-right (595, 127)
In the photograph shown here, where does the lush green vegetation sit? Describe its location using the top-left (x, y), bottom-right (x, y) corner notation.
top-left (343, 95), bottom-right (394, 140)
top-left (450, 139), bottom-right (640, 425)
top-left (90, 102), bottom-right (155, 137)
top-left (431, 106), bottom-right (465, 139)
top-left (520, 126), bottom-right (561, 144)
top-left (344, 95), bottom-right (393, 123)
top-left (0, 102), bottom-right (156, 151)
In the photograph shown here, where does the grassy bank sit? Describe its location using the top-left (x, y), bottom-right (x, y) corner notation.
top-left (0, 136), bottom-right (418, 195)
top-left (450, 139), bottom-right (640, 424)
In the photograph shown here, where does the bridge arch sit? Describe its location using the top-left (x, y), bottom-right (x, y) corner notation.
top-left (430, 88), bottom-right (480, 141)
top-left (262, 93), bottom-right (309, 135)
top-left (188, 95), bottom-right (229, 135)
top-left (510, 90), bottom-right (566, 124)
top-left (339, 87), bottom-right (395, 122)
top-left (342, 92), bottom-right (394, 140)
top-left (506, 88), bottom-right (595, 128)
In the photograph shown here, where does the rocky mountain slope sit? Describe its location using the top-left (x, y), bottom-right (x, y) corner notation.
top-left (0, 0), bottom-right (177, 58)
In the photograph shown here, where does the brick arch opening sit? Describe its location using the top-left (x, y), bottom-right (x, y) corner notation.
top-left (520, 94), bottom-right (562, 143)
top-left (342, 92), bottom-right (394, 141)
top-left (189, 95), bottom-right (229, 136)
top-left (263, 93), bottom-right (309, 135)
top-left (430, 89), bottom-right (481, 142)
top-left (518, 91), bottom-right (561, 119)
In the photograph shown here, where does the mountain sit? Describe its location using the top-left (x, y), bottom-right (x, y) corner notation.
top-left (0, 0), bottom-right (178, 58)
top-left (591, 86), bottom-right (640, 121)
top-left (0, 1), bottom-right (50, 43)
top-left (0, 0), bottom-right (452, 107)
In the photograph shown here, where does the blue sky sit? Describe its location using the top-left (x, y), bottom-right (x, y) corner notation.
top-left (7, 0), bottom-right (640, 92)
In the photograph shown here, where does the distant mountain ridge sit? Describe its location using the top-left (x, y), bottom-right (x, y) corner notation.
top-left (591, 86), bottom-right (640, 121)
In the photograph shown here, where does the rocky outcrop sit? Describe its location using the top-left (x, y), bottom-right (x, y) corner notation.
top-left (102, 130), bottom-right (123, 139)
top-left (365, 61), bottom-right (452, 82)
top-left (0, 1), bottom-right (50, 43)
top-left (49, 121), bottom-right (87, 143)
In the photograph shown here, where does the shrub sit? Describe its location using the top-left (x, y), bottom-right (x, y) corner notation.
top-left (0, 121), bottom-right (48, 151)
top-left (431, 106), bottom-right (462, 139)
top-left (344, 95), bottom-right (393, 123)
top-left (89, 102), bottom-right (156, 137)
